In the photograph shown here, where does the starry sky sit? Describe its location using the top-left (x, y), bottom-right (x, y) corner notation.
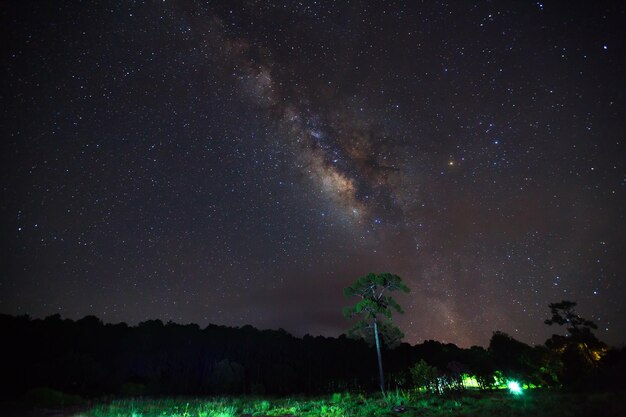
top-left (2, 1), bottom-right (625, 348)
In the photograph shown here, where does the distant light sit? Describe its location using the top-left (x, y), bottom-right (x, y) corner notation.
top-left (507, 380), bottom-right (522, 394)
top-left (462, 374), bottom-right (479, 388)
top-left (603, 45), bottom-right (608, 50)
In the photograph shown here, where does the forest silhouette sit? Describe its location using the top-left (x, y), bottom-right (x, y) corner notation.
top-left (1, 312), bottom-right (624, 398)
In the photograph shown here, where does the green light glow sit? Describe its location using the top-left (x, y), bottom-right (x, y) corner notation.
top-left (507, 380), bottom-right (522, 394)
top-left (462, 374), bottom-right (479, 388)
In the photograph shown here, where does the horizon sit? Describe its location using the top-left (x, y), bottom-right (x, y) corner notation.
top-left (4, 310), bottom-right (621, 350)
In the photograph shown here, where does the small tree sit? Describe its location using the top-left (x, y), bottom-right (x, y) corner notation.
top-left (343, 272), bottom-right (410, 394)
top-left (410, 359), bottom-right (440, 394)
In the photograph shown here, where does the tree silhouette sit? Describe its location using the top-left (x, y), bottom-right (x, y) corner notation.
top-left (343, 272), bottom-right (410, 394)
top-left (544, 300), bottom-right (605, 367)
top-left (544, 301), bottom-right (597, 334)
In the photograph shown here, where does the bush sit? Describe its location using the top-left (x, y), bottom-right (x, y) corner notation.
top-left (22, 387), bottom-right (83, 407)
top-left (410, 360), bottom-right (440, 394)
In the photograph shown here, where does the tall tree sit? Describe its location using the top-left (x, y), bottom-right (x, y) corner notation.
top-left (343, 272), bottom-right (410, 394)
top-left (544, 300), bottom-right (605, 365)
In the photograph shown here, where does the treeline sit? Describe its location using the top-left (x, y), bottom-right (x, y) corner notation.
top-left (0, 314), bottom-right (624, 397)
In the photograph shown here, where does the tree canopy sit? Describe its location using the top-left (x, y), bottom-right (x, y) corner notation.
top-left (343, 272), bottom-right (410, 393)
top-left (343, 272), bottom-right (409, 346)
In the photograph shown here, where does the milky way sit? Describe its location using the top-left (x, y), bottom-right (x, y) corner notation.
top-left (205, 14), bottom-right (414, 226)
top-left (2, 1), bottom-right (624, 347)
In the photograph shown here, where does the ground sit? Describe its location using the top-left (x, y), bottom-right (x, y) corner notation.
top-left (4, 389), bottom-right (626, 417)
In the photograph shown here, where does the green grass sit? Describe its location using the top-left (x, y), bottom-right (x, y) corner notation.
top-left (68, 390), bottom-right (625, 417)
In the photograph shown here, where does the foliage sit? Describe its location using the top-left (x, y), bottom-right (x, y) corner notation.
top-left (382, 386), bottom-right (412, 407)
top-left (343, 272), bottom-right (409, 346)
top-left (545, 301), bottom-right (598, 334)
top-left (410, 359), bottom-right (440, 394)
top-left (74, 391), bottom-right (626, 417)
top-left (343, 272), bottom-right (410, 393)
top-left (544, 301), bottom-right (606, 357)
top-left (464, 346), bottom-right (496, 389)
top-left (21, 387), bottom-right (84, 407)
top-left (489, 331), bottom-right (546, 385)
top-left (210, 359), bottom-right (245, 394)
top-left (1, 309), bottom-right (622, 397)
top-left (544, 300), bottom-right (608, 386)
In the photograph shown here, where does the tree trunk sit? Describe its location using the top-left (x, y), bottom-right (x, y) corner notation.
top-left (373, 319), bottom-right (385, 394)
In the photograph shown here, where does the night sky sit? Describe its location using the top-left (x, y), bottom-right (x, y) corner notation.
top-left (2, 1), bottom-right (624, 348)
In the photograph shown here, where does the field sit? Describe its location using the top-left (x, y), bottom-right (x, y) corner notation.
top-left (12, 389), bottom-right (626, 417)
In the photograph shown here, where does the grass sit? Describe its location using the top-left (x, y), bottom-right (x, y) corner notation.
top-left (65, 389), bottom-right (626, 417)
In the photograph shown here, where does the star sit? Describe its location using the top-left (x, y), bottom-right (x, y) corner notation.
top-left (1, 0), bottom-right (623, 348)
